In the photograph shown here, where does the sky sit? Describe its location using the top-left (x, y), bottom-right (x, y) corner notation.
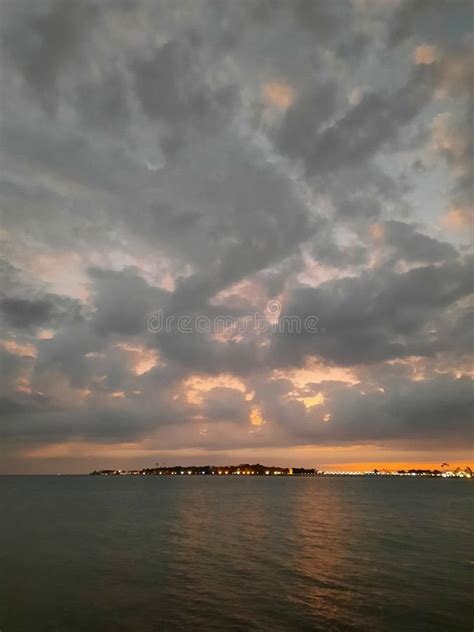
top-left (0, 0), bottom-right (472, 474)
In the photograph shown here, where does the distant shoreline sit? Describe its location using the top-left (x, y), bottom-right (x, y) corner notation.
top-left (90, 464), bottom-right (472, 478)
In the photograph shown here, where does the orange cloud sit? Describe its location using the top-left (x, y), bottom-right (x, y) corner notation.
top-left (370, 222), bottom-right (385, 243)
top-left (1, 339), bottom-right (37, 357)
top-left (249, 405), bottom-right (264, 426)
top-left (415, 44), bottom-right (438, 65)
top-left (440, 207), bottom-right (473, 232)
top-left (431, 113), bottom-right (468, 176)
top-left (109, 391), bottom-right (125, 399)
top-left (184, 374), bottom-right (246, 405)
top-left (262, 81), bottom-right (295, 109)
top-left (273, 359), bottom-right (357, 388)
top-left (300, 392), bottom-right (325, 408)
top-left (115, 343), bottom-right (161, 375)
top-left (37, 329), bottom-right (55, 340)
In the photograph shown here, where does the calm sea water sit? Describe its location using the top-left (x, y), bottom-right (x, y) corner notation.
top-left (0, 476), bottom-right (472, 632)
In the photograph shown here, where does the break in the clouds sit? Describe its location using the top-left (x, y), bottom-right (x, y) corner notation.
top-left (0, 0), bottom-right (472, 473)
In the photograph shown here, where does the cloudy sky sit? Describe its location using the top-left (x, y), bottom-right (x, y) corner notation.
top-left (0, 0), bottom-right (472, 473)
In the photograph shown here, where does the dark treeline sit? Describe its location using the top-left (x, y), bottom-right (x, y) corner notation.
top-left (90, 463), bottom-right (316, 476)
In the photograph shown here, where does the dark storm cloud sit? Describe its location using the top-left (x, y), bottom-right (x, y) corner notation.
top-left (33, 321), bottom-right (103, 390)
top-left (276, 64), bottom-right (437, 176)
top-left (88, 267), bottom-right (170, 337)
top-left (0, 259), bottom-right (83, 331)
top-left (0, 396), bottom-right (39, 417)
top-left (389, 0), bottom-right (473, 47)
top-left (228, 365), bottom-right (472, 449)
top-left (378, 221), bottom-right (457, 263)
top-left (1, 0), bottom-right (99, 111)
top-left (75, 72), bottom-right (130, 132)
top-left (271, 257), bottom-right (473, 367)
top-left (275, 81), bottom-right (338, 168)
top-left (0, 406), bottom-right (153, 444)
top-left (0, 259), bottom-right (30, 296)
top-left (121, 134), bottom-right (316, 301)
top-left (439, 304), bottom-right (473, 357)
top-left (156, 331), bottom-right (261, 377)
top-left (301, 373), bottom-right (473, 448)
top-left (256, 0), bottom-right (368, 58)
top-left (132, 35), bottom-right (237, 157)
top-left (0, 118), bottom-right (140, 195)
top-left (201, 387), bottom-right (248, 423)
top-left (0, 296), bottom-right (81, 330)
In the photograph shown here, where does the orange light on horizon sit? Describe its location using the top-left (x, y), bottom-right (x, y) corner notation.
top-left (327, 461), bottom-right (474, 472)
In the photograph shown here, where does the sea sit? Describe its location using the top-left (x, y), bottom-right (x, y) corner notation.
top-left (0, 475), bottom-right (472, 632)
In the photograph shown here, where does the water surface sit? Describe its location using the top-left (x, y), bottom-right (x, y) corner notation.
top-left (0, 476), bottom-right (472, 631)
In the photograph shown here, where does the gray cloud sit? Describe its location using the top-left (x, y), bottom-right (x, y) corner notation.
top-left (271, 257), bottom-right (473, 367)
top-left (0, 0), bottom-right (471, 470)
top-left (0, 259), bottom-right (83, 332)
top-left (276, 65), bottom-right (436, 176)
top-left (389, 0), bottom-right (473, 47)
top-left (1, 0), bottom-right (99, 111)
top-left (378, 221), bottom-right (457, 263)
top-left (298, 373), bottom-right (473, 448)
top-left (132, 35), bottom-right (238, 157)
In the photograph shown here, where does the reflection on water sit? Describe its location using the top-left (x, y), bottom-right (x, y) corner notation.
top-left (0, 476), bottom-right (472, 631)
